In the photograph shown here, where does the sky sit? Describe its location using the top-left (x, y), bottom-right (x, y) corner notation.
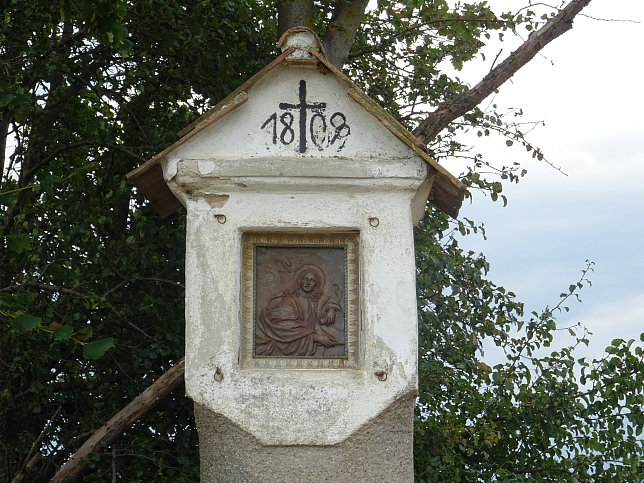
top-left (447, 0), bottom-right (644, 361)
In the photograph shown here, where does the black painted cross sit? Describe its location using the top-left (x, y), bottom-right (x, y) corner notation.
top-left (279, 80), bottom-right (326, 153)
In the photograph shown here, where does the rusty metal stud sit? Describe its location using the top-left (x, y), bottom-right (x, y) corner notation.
top-left (375, 370), bottom-right (387, 381)
top-left (214, 214), bottom-right (227, 224)
top-left (368, 217), bottom-right (379, 227)
top-left (214, 367), bottom-right (224, 382)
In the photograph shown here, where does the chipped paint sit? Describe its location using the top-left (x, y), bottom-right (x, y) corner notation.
top-left (202, 194), bottom-right (229, 208)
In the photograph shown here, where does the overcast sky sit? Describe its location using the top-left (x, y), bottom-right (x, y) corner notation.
top-left (448, 0), bottom-right (644, 361)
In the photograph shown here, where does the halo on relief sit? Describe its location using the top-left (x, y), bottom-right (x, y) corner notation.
top-left (293, 264), bottom-right (325, 290)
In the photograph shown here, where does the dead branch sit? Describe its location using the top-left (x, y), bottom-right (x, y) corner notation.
top-left (49, 358), bottom-right (185, 483)
top-left (11, 406), bottom-right (62, 483)
top-left (413, 0), bottom-right (593, 144)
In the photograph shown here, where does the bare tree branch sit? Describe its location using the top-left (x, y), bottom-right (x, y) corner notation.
top-left (0, 282), bottom-right (87, 298)
top-left (11, 406), bottom-right (61, 483)
top-left (10, 453), bottom-right (43, 483)
top-left (49, 358), bottom-right (185, 483)
top-left (413, 0), bottom-right (593, 144)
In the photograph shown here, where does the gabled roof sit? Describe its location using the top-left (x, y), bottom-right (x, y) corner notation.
top-left (126, 28), bottom-right (465, 218)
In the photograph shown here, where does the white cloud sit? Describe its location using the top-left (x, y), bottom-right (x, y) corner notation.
top-left (570, 291), bottom-right (644, 361)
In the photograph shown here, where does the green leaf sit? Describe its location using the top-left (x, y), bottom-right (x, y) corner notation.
top-left (52, 325), bottom-right (74, 341)
top-left (38, 174), bottom-right (63, 192)
top-left (0, 92), bottom-right (13, 107)
top-left (12, 314), bottom-right (42, 331)
top-left (75, 326), bottom-right (93, 341)
top-left (5, 234), bottom-right (31, 253)
top-left (83, 337), bottom-right (115, 360)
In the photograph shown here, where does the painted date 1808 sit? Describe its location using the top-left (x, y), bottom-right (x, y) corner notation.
top-left (261, 80), bottom-right (350, 153)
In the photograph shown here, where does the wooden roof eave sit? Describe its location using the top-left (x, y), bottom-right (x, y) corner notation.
top-left (125, 48), bottom-right (296, 217)
top-left (308, 50), bottom-right (464, 218)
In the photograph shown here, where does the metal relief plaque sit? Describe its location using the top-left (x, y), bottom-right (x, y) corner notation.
top-left (241, 232), bottom-right (359, 369)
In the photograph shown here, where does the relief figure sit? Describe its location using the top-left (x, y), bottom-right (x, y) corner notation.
top-left (255, 264), bottom-right (344, 357)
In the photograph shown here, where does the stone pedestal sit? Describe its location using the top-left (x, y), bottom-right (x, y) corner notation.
top-left (195, 394), bottom-right (415, 482)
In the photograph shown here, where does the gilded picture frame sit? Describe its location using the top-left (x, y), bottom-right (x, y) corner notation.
top-left (240, 232), bottom-right (359, 369)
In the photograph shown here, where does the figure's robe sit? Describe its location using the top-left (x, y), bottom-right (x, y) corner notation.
top-left (256, 291), bottom-right (341, 356)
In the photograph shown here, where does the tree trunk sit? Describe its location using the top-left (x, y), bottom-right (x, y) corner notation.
top-left (413, 0), bottom-right (593, 144)
top-left (277, 0), bottom-right (314, 39)
top-left (322, 0), bottom-right (370, 69)
top-left (0, 110), bottom-right (9, 182)
top-left (277, 0), bottom-right (370, 70)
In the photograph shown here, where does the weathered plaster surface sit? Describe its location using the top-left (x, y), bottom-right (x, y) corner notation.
top-left (162, 58), bottom-right (427, 450)
top-left (162, 67), bottom-right (416, 180)
top-left (177, 180), bottom-right (420, 446)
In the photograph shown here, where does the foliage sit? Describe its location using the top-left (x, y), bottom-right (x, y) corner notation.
top-left (414, 209), bottom-right (644, 481)
top-left (0, 0), bottom-right (274, 480)
top-left (1, 1), bottom-right (642, 482)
